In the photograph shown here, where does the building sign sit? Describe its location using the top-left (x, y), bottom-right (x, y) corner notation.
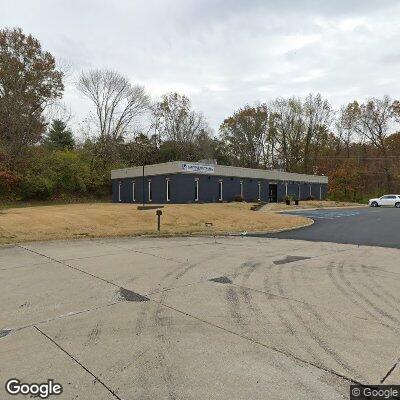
top-left (181, 163), bottom-right (215, 174)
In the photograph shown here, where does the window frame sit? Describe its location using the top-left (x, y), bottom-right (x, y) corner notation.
top-left (257, 182), bottom-right (261, 201)
top-left (118, 181), bottom-right (122, 202)
top-left (148, 180), bottom-right (152, 202)
top-left (218, 180), bottom-right (223, 201)
top-left (166, 178), bottom-right (171, 202)
top-left (194, 178), bottom-right (199, 202)
top-left (132, 181), bottom-right (135, 202)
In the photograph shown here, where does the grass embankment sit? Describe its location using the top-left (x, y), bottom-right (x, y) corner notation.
top-left (0, 202), bottom-right (311, 244)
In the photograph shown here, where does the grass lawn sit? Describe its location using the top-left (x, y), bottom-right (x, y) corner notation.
top-left (0, 202), bottom-right (312, 244)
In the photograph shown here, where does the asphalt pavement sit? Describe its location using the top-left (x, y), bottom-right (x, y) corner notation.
top-left (250, 207), bottom-right (400, 249)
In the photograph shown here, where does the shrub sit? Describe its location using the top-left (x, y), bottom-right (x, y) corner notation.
top-left (19, 175), bottom-right (54, 200)
top-left (0, 169), bottom-right (20, 194)
top-left (234, 194), bottom-right (244, 202)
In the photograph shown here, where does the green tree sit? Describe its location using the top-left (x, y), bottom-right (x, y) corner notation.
top-left (44, 119), bottom-right (75, 150)
top-left (0, 27), bottom-right (63, 168)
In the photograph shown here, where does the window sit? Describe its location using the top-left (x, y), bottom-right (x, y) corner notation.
top-left (298, 184), bottom-right (301, 199)
top-left (319, 185), bottom-right (322, 200)
top-left (118, 182), bottom-right (122, 202)
top-left (194, 179), bottom-right (199, 201)
top-left (240, 181), bottom-right (243, 198)
top-left (148, 180), bottom-right (152, 202)
top-left (166, 179), bottom-right (171, 202)
top-left (285, 183), bottom-right (288, 197)
top-left (309, 185), bottom-right (312, 196)
top-left (218, 180), bottom-right (223, 201)
top-left (258, 182), bottom-right (261, 201)
top-left (132, 181), bottom-right (135, 202)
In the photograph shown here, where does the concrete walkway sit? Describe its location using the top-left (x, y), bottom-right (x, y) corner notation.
top-left (1, 236), bottom-right (399, 399)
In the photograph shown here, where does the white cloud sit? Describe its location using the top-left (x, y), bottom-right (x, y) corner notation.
top-left (2, 0), bottom-right (400, 133)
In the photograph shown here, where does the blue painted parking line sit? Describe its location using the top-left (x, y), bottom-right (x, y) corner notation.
top-left (286, 210), bottom-right (361, 219)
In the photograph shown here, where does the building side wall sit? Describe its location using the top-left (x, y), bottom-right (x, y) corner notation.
top-left (112, 173), bottom-right (328, 204)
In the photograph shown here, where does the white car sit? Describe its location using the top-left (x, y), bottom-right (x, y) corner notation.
top-left (369, 194), bottom-right (400, 208)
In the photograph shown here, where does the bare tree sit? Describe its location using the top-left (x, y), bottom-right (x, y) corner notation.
top-left (335, 103), bottom-right (357, 158)
top-left (303, 93), bottom-right (332, 173)
top-left (78, 69), bottom-right (149, 143)
top-left (151, 92), bottom-right (210, 159)
top-left (350, 96), bottom-right (397, 190)
top-left (269, 97), bottom-right (305, 172)
top-left (220, 104), bottom-right (268, 168)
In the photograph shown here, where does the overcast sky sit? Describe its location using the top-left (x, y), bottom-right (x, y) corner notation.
top-left (2, 0), bottom-right (400, 133)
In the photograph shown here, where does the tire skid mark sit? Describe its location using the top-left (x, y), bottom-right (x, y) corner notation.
top-left (268, 265), bottom-right (324, 365)
top-left (276, 264), bottom-right (362, 380)
top-left (337, 264), bottom-right (400, 329)
top-left (294, 264), bottom-right (367, 376)
top-left (224, 260), bottom-right (263, 333)
top-left (327, 263), bottom-right (379, 321)
top-left (360, 266), bottom-right (400, 314)
top-left (296, 265), bottom-right (351, 334)
top-left (172, 263), bottom-right (198, 280)
top-left (131, 303), bottom-right (151, 397)
top-left (328, 263), bottom-right (400, 337)
top-left (225, 286), bottom-right (247, 329)
top-left (86, 322), bottom-right (102, 346)
top-left (359, 278), bottom-right (400, 316)
top-left (153, 291), bottom-right (177, 400)
top-left (147, 258), bottom-right (199, 399)
top-left (237, 276), bottom-right (322, 397)
top-left (152, 258), bottom-right (206, 399)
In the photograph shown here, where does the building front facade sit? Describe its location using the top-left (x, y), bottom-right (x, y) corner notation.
top-left (111, 161), bottom-right (328, 204)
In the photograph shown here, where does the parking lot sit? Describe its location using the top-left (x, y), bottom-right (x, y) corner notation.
top-left (252, 207), bottom-right (400, 249)
top-left (1, 234), bottom-right (400, 399)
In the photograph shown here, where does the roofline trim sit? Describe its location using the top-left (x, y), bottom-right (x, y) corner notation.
top-left (111, 161), bottom-right (328, 184)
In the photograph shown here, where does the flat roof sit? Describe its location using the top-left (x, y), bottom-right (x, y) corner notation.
top-left (111, 161), bottom-right (328, 184)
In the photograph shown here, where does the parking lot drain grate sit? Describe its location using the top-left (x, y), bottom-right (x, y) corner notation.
top-left (273, 256), bottom-right (311, 265)
top-left (209, 276), bottom-right (232, 284)
top-left (0, 329), bottom-right (11, 338)
top-left (118, 288), bottom-right (150, 302)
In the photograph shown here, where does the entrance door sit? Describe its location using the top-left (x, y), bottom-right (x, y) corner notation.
top-left (269, 184), bottom-right (277, 203)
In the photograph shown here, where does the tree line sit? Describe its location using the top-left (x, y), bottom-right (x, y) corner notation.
top-left (1, 27), bottom-right (400, 203)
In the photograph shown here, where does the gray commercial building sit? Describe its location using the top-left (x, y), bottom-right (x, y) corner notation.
top-left (111, 161), bottom-right (328, 204)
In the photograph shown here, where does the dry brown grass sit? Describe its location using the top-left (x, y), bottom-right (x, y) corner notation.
top-left (0, 202), bottom-right (311, 244)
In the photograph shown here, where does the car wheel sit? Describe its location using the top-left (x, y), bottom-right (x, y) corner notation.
top-left (371, 201), bottom-right (378, 207)
top-left (395, 202), bottom-right (400, 208)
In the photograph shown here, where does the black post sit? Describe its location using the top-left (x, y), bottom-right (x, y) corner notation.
top-left (156, 210), bottom-right (162, 231)
top-left (142, 164), bottom-right (145, 207)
